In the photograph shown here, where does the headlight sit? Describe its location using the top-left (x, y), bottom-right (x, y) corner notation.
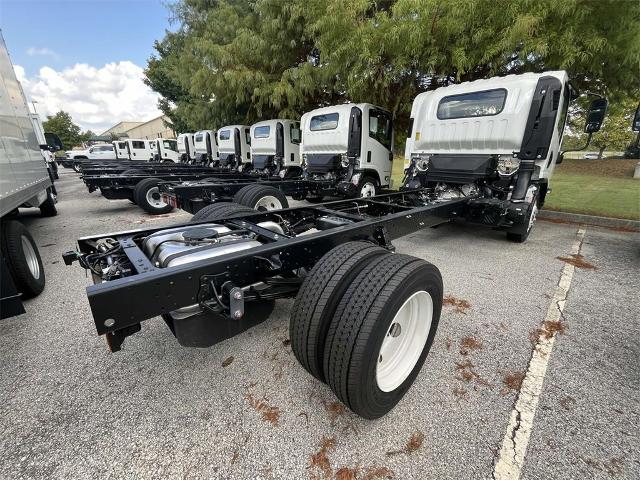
top-left (411, 154), bottom-right (429, 172)
top-left (497, 155), bottom-right (521, 176)
top-left (340, 153), bottom-right (349, 168)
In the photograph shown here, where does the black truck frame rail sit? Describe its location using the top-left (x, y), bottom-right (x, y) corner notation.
top-left (82, 171), bottom-right (262, 196)
top-left (160, 177), bottom-right (342, 213)
top-left (66, 190), bottom-right (469, 345)
top-left (79, 162), bottom-right (225, 176)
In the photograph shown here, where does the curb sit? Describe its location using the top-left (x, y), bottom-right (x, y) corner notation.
top-left (539, 210), bottom-right (640, 231)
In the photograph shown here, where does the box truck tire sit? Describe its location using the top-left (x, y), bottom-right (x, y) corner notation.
top-left (1, 220), bottom-right (45, 298)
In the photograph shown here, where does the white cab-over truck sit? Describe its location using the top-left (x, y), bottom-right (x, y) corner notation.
top-left (193, 130), bottom-right (218, 164)
top-left (153, 138), bottom-right (180, 163)
top-left (1, 31), bottom-right (62, 318)
top-left (217, 125), bottom-right (251, 169)
top-left (177, 133), bottom-right (196, 162)
top-left (250, 119), bottom-right (302, 177)
top-left (300, 103), bottom-right (394, 199)
top-left (403, 71), bottom-right (606, 241)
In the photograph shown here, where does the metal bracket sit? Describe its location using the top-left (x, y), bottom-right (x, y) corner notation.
top-left (373, 226), bottom-right (395, 252)
top-left (229, 287), bottom-right (244, 320)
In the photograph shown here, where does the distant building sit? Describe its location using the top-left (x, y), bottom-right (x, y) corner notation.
top-left (101, 115), bottom-right (175, 140)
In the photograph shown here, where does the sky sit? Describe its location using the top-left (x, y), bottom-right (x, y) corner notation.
top-left (0, 0), bottom-right (175, 132)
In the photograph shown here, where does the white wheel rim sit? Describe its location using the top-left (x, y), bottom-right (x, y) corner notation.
top-left (376, 290), bottom-right (432, 392)
top-left (146, 186), bottom-right (167, 209)
top-left (527, 202), bottom-right (538, 232)
top-left (254, 195), bottom-right (282, 211)
top-left (21, 235), bottom-right (41, 280)
top-left (360, 182), bottom-right (376, 197)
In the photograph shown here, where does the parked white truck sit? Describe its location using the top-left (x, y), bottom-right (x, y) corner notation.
top-left (193, 130), bottom-right (217, 164)
top-left (249, 119), bottom-right (302, 177)
top-left (1, 31), bottom-right (62, 318)
top-left (403, 71), bottom-right (606, 241)
top-left (300, 103), bottom-right (394, 199)
top-left (217, 125), bottom-right (251, 169)
top-left (177, 133), bottom-right (195, 162)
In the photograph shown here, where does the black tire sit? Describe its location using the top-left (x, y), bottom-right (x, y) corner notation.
top-left (39, 190), bottom-right (57, 217)
top-left (133, 177), bottom-right (173, 214)
top-left (233, 184), bottom-right (289, 211)
top-left (189, 202), bottom-right (255, 223)
top-left (290, 241), bottom-right (389, 382)
top-left (50, 162), bottom-right (59, 180)
top-left (323, 254), bottom-right (443, 419)
top-left (358, 175), bottom-right (378, 198)
top-left (1, 220), bottom-right (45, 298)
top-left (506, 191), bottom-right (539, 243)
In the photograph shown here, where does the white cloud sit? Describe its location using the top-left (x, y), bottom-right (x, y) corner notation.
top-left (14, 61), bottom-right (162, 133)
top-left (26, 47), bottom-right (60, 60)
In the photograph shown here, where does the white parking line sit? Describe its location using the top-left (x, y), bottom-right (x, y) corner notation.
top-left (493, 227), bottom-right (587, 480)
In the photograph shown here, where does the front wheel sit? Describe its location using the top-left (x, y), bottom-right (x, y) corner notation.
top-left (133, 178), bottom-right (173, 214)
top-left (507, 191), bottom-right (539, 243)
top-left (358, 175), bottom-right (378, 198)
top-left (39, 190), bottom-right (58, 217)
top-left (323, 254), bottom-right (443, 419)
top-left (233, 185), bottom-right (289, 211)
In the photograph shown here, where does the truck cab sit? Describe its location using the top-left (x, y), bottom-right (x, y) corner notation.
top-left (154, 138), bottom-right (180, 163)
top-left (300, 103), bottom-right (393, 197)
top-left (125, 139), bottom-right (153, 162)
top-left (249, 119), bottom-right (302, 177)
top-left (217, 125), bottom-right (251, 170)
top-left (177, 133), bottom-right (195, 163)
top-left (113, 141), bottom-right (129, 159)
top-left (403, 71), bottom-right (606, 241)
top-left (193, 130), bottom-right (218, 165)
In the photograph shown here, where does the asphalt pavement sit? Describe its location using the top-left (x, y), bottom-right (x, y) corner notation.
top-left (1, 169), bottom-right (638, 479)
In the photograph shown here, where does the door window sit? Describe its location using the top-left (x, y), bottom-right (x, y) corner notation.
top-left (368, 109), bottom-right (392, 150)
top-left (131, 141), bottom-right (146, 149)
top-left (245, 129), bottom-right (251, 145)
top-left (290, 123), bottom-right (301, 144)
top-left (219, 130), bottom-right (230, 141)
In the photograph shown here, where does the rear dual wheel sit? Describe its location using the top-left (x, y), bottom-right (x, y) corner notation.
top-left (290, 242), bottom-right (443, 419)
top-left (233, 184), bottom-right (288, 211)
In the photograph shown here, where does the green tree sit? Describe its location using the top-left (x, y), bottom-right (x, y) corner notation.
top-left (42, 111), bottom-right (84, 150)
top-left (562, 98), bottom-right (640, 158)
top-left (147, 0), bottom-right (640, 152)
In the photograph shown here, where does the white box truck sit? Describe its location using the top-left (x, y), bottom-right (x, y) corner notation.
top-left (1, 31), bottom-right (62, 318)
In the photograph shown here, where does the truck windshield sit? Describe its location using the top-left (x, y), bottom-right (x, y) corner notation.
top-left (437, 89), bottom-right (507, 119)
top-left (310, 113), bottom-right (339, 131)
top-left (163, 140), bottom-right (178, 152)
top-left (254, 126), bottom-right (270, 138)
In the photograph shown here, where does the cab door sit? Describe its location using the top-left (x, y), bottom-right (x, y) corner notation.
top-left (362, 106), bottom-right (393, 187)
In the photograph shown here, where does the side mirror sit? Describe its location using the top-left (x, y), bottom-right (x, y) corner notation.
top-left (584, 98), bottom-right (608, 133)
top-left (45, 132), bottom-right (64, 151)
top-left (632, 103), bottom-right (640, 132)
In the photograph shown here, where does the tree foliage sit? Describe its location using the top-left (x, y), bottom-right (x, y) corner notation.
top-left (42, 111), bottom-right (89, 150)
top-left (146, 0), bottom-right (640, 149)
top-left (562, 98), bottom-right (640, 156)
